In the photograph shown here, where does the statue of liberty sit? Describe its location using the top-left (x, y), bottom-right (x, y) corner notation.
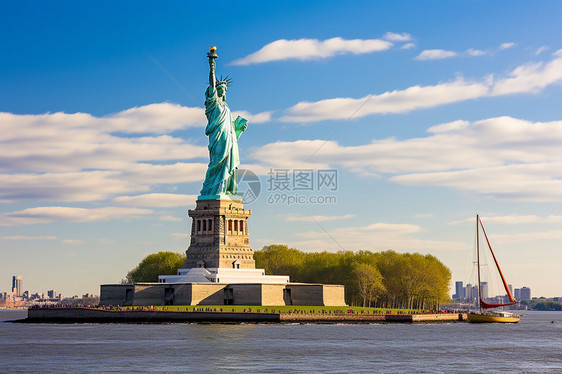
top-left (200, 46), bottom-right (248, 197)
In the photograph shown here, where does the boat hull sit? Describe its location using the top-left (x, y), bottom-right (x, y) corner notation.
top-left (467, 312), bottom-right (520, 323)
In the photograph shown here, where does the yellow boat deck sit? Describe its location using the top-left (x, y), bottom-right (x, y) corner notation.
top-left (467, 311), bottom-right (520, 323)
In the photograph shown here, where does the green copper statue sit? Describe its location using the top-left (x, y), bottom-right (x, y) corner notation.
top-left (200, 46), bottom-right (248, 198)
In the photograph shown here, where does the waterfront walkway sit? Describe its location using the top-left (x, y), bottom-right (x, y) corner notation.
top-left (17, 306), bottom-right (467, 324)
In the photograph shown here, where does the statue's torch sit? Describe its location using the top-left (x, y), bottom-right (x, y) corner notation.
top-left (207, 46), bottom-right (218, 60)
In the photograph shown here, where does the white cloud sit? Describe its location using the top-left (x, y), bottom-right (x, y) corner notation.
top-left (0, 105), bottom-right (223, 203)
top-left (233, 110), bottom-right (273, 124)
top-left (254, 116), bottom-right (562, 202)
top-left (0, 106), bottom-right (209, 175)
top-left (0, 164), bottom-right (207, 203)
top-left (491, 57), bottom-right (562, 95)
top-left (0, 206), bottom-right (153, 226)
top-left (289, 221), bottom-right (464, 252)
top-left (0, 103), bottom-right (269, 174)
top-left (101, 103), bottom-right (205, 134)
top-left (554, 49), bottom-right (562, 57)
top-left (0, 171), bottom-right (135, 202)
top-left (280, 54), bottom-right (562, 123)
top-left (401, 43), bottom-right (416, 50)
top-left (1, 235), bottom-right (57, 240)
top-left (535, 46), bottom-right (549, 55)
top-left (114, 193), bottom-right (197, 208)
top-left (466, 48), bottom-right (487, 57)
top-left (393, 163), bottom-right (562, 202)
top-left (284, 214), bottom-right (355, 222)
top-left (545, 215), bottom-right (562, 223)
top-left (159, 215), bottom-right (183, 222)
top-left (490, 230), bottom-right (562, 244)
top-left (383, 32), bottom-right (412, 42)
top-left (121, 163), bottom-right (207, 186)
top-left (499, 42), bottom-right (516, 50)
top-left (450, 214), bottom-right (562, 225)
top-left (415, 49), bottom-right (457, 60)
top-left (449, 215), bottom-right (542, 225)
top-left (231, 37), bottom-right (392, 65)
top-left (280, 77), bottom-right (488, 122)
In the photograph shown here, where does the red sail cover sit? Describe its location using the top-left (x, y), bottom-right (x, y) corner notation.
top-left (480, 299), bottom-right (516, 309)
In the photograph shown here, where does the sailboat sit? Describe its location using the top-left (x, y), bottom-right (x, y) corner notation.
top-left (467, 215), bottom-right (521, 323)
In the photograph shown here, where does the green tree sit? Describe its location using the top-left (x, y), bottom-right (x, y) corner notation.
top-left (126, 251), bottom-right (185, 283)
top-left (254, 244), bottom-right (305, 280)
top-left (256, 246), bottom-right (452, 308)
top-left (352, 263), bottom-right (385, 307)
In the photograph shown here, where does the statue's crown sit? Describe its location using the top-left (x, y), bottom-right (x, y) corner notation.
top-left (216, 75), bottom-right (233, 87)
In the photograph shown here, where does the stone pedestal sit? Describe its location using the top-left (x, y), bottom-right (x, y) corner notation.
top-left (184, 197), bottom-right (255, 269)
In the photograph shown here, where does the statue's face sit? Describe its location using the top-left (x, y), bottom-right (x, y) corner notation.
top-left (217, 84), bottom-right (227, 97)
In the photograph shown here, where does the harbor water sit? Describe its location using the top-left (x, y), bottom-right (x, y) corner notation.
top-left (1, 310), bottom-right (560, 373)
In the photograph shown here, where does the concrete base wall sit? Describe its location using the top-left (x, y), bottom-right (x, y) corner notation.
top-left (100, 285), bottom-right (131, 306)
top-left (133, 284), bottom-right (166, 306)
top-left (286, 284), bottom-right (323, 306)
top-left (100, 282), bottom-right (346, 307)
top-left (192, 284), bottom-right (225, 305)
top-left (261, 284), bottom-right (286, 306)
top-left (322, 285), bottom-right (347, 307)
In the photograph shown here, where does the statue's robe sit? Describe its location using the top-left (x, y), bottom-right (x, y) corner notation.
top-left (200, 85), bottom-right (247, 196)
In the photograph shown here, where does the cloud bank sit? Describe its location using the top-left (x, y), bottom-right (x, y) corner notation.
top-left (0, 102), bottom-right (273, 205)
top-left (281, 54), bottom-right (562, 122)
top-left (254, 116), bottom-right (562, 202)
top-left (383, 32), bottom-right (412, 42)
top-left (289, 221), bottom-right (464, 252)
top-left (415, 49), bottom-right (457, 60)
top-left (0, 206), bottom-right (153, 226)
top-left (231, 37), bottom-right (393, 65)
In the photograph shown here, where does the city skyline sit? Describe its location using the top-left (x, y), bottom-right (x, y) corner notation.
top-left (1, 1), bottom-right (562, 297)
top-left (453, 280), bottom-right (532, 301)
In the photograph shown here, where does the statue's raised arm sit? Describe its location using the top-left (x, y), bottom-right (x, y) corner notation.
top-left (200, 46), bottom-right (247, 198)
top-left (207, 46), bottom-right (217, 89)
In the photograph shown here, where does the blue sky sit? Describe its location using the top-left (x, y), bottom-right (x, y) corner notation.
top-left (1, 1), bottom-right (561, 298)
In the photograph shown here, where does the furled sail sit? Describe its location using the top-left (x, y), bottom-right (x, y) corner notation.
top-left (478, 217), bottom-right (518, 309)
top-left (480, 300), bottom-right (516, 309)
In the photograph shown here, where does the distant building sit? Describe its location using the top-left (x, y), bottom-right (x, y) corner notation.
top-left (455, 281), bottom-right (465, 299)
top-left (465, 284), bottom-right (473, 300)
top-left (520, 287), bottom-right (531, 300)
top-left (480, 282), bottom-right (488, 299)
top-left (12, 276), bottom-right (22, 297)
top-left (47, 290), bottom-right (56, 298)
top-left (508, 284), bottom-right (513, 296)
top-left (514, 288), bottom-right (521, 300)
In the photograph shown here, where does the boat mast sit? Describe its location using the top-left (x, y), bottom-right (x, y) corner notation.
top-left (478, 217), bottom-right (517, 303)
top-left (476, 214), bottom-right (482, 313)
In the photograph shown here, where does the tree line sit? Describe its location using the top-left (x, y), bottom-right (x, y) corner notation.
top-left (254, 245), bottom-right (451, 309)
top-left (125, 245), bottom-right (452, 310)
top-left (520, 300), bottom-right (562, 311)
